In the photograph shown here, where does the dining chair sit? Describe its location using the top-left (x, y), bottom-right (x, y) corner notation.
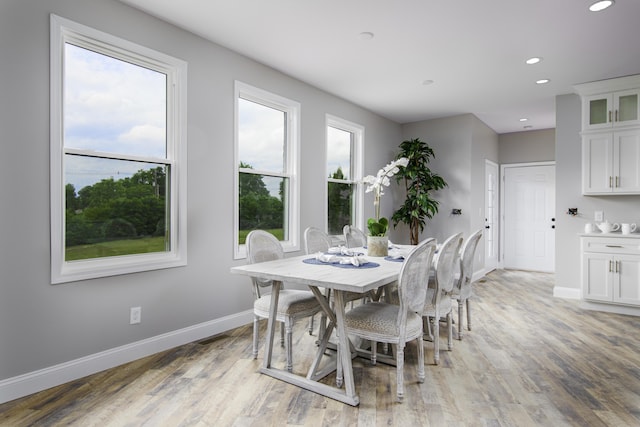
top-left (246, 230), bottom-right (321, 372)
top-left (451, 228), bottom-right (483, 339)
top-left (342, 224), bottom-right (367, 248)
top-left (343, 238), bottom-right (437, 402)
top-left (423, 232), bottom-right (463, 365)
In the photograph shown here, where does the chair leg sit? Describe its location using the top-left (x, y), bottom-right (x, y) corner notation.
top-left (308, 315), bottom-right (314, 335)
top-left (447, 312), bottom-right (453, 351)
top-left (457, 299), bottom-right (464, 340)
top-left (416, 337), bottom-right (425, 383)
top-left (433, 318), bottom-right (440, 365)
top-left (252, 316), bottom-right (260, 359)
top-left (466, 299), bottom-right (472, 331)
top-left (285, 320), bottom-right (293, 372)
top-left (371, 341), bottom-right (377, 365)
top-left (396, 344), bottom-right (405, 402)
top-left (280, 322), bottom-right (285, 347)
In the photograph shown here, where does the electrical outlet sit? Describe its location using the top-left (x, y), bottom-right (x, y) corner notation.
top-left (130, 306), bottom-right (141, 324)
top-left (594, 211), bottom-right (604, 222)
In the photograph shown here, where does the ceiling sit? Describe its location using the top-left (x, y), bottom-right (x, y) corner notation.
top-left (120, 0), bottom-right (640, 134)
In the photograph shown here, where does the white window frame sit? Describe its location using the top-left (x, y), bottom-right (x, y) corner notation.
top-left (50, 14), bottom-right (188, 284)
top-left (234, 81), bottom-right (300, 259)
top-left (325, 115), bottom-right (364, 236)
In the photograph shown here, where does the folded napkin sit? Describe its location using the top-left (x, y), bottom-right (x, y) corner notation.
top-left (327, 246), bottom-right (359, 256)
top-left (387, 247), bottom-right (411, 260)
top-left (315, 252), bottom-right (368, 266)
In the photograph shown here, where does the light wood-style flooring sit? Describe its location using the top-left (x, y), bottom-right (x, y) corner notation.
top-left (1, 269), bottom-right (639, 426)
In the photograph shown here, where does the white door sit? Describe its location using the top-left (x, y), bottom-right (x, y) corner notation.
top-left (484, 160), bottom-right (499, 272)
top-left (503, 164), bottom-right (555, 272)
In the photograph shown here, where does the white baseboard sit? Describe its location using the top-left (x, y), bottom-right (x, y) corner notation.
top-left (0, 310), bottom-right (253, 405)
top-left (581, 301), bottom-right (640, 317)
top-left (553, 286), bottom-right (581, 299)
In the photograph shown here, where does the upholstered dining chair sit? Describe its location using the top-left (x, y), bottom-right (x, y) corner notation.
top-left (423, 232), bottom-right (463, 365)
top-left (246, 230), bottom-right (321, 372)
top-left (343, 224), bottom-right (367, 248)
top-left (343, 238), bottom-right (437, 402)
top-left (451, 229), bottom-right (483, 339)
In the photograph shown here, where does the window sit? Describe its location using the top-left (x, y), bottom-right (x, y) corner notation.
top-left (50, 15), bottom-right (187, 283)
top-left (234, 82), bottom-right (300, 259)
top-left (326, 116), bottom-right (363, 236)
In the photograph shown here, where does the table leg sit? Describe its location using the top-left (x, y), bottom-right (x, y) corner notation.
top-left (333, 290), bottom-right (357, 401)
top-left (262, 281), bottom-right (281, 369)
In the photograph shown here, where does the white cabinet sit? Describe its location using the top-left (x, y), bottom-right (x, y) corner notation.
top-left (582, 89), bottom-right (640, 131)
top-left (576, 75), bottom-right (640, 195)
top-left (582, 128), bottom-right (640, 194)
top-left (581, 236), bottom-right (640, 306)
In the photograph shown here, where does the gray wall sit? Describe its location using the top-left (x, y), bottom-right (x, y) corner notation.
top-left (401, 114), bottom-right (499, 271)
top-left (499, 128), bottom-right (556, 164)
top-left (0, 0), bottom-right (401, 384)
top-left (555, 94), bottom-right (640, 292)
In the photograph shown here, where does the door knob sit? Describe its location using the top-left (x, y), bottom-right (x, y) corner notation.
top-left (485, 225), bottom-right (490, 229)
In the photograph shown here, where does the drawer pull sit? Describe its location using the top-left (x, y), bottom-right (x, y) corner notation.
top-left (605, 245), bottom-right (623, 248)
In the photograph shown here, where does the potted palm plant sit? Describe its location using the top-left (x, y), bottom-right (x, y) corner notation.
top-left (391, 138), bottom-right (447, 245)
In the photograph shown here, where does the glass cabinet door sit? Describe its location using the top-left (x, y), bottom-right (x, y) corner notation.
top-left (584, 94), bottom-right (612, 130)
top-left (615, 90), bottom-right (640, 126)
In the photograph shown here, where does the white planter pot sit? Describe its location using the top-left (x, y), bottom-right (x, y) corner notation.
top-left (367, 235), bottom-right (388, 257)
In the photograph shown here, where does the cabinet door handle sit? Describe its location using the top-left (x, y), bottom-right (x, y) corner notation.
top-left (616, 260), bottom-right (620, 273)
top-left (610, 176), bottom-right (613, 188)
top-left (616, 176), bottom-right (619, 187)
top-left (609, 260), bottom-right (613, 272)
top-left (615, 110), bottom-right (618, 122)
top-left (606, 245), bottom-right (623, 248)
top-left (609, 110), bottom-right (612, 123)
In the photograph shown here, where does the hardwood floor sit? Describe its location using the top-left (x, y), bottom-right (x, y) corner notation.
top-left (2, 269), bottom-right (639, 426)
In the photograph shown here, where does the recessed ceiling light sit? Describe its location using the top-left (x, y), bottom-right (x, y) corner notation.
top-left (519, 118), bottom-right (528, 122)
top-left (525, 57), bottom-right (542, 65)
top-left (536, 78), bottom-right (550, 84)
top-left (589, 0), bottom-right (614, 12)
top-left (358, 32), bottom-right (374, 40)
top-left (421, 79), bottom-right (434, 86)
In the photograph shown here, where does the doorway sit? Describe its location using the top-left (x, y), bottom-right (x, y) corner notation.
top-left (501, 162), bottom-right (556, 272)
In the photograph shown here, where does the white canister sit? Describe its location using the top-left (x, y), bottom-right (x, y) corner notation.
top-left (584, 223), bottom-right (594, 233)
top-left (621, 223), bottom-right (637, 234)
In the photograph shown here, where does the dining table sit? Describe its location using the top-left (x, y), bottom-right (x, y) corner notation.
top-left (229, 248), bottom-right (409, 406)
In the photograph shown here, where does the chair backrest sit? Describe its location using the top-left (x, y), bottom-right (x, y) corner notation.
top-left (304, 227), bottom-right (332, 254)
top-left (343, 225), bottom-right (367, 248)
top-left (246, 230), bottom-right (284, 297)
top-left (396, 238), bottom-right (438, 328)
top-left (428, 232), bottom-right (464, 305)
top-left (456, 229), bottom-right (483, 292)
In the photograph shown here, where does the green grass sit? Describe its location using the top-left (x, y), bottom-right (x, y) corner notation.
top-left (65, 236), bottom-right (167, 261)
top-left (66, 229), bottom-right (285, 260)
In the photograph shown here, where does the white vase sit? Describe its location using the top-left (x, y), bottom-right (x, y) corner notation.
top-left (367, 235), bottom-right (388, 257)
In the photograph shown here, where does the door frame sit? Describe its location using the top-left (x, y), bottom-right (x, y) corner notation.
top-left (484, 159), bottom-right (499, 273)
top-left (499, 161), bottom-right (556, 269)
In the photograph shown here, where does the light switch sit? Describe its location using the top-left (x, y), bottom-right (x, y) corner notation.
top-left (594, 211), bottom-right (604, 222)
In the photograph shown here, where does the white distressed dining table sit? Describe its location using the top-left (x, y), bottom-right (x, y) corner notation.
top-left (230, 251), bottom-right (405, 406)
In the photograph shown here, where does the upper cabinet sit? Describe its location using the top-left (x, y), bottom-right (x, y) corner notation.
top-left (575, 75), bottom-right (640, 195)
top-left (583, 89), bottom-right (640, 131)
